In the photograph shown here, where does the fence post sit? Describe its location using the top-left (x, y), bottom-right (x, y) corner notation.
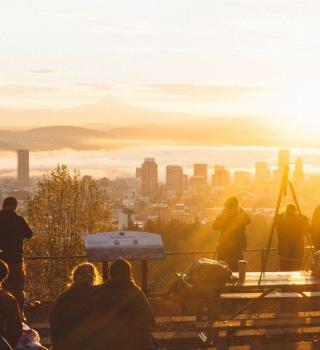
top-left (141, 260), bottom-right (148, 296)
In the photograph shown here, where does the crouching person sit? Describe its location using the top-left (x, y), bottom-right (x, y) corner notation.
top-left (0, 259), bottom-right (22, 350)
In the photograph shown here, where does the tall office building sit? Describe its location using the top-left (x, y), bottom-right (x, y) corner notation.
top-left (278, 149), bottom-right (290, 179)
top-left (233, 170), bottom-right (251, 188)
top-left (17, 149), bottom-right (30, 187)
top-left (293, 157), bottom-right (304, 185)
top-left (255, 162), bottom-right (270, 189)
top-left (193, 163), bottom-right (208, 184)
top-left (212, 165), bottom-right (230, 188)
top-left (135, 167), bottom-right (142, 178)
top-left (189, 176), bottom-right (207, 190)
top-left (166, 165), bottom-right (183, 198)
top-left (141, 158), bottom-right (158, 197)
top-left (183, 174), bottom-right (189, 192)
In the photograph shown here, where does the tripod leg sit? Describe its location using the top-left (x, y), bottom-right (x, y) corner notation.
top-left (259, 170), bottom-right (288, 284)
top-left (288, 181), bottom-right (316, 263)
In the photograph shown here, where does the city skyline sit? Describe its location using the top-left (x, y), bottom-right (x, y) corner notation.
top-left (1, 146), bottom-right (320, 180)
top-left (0, 146), bottom-right (310, 183)
top-left (4, 146), bottom-right (319, 225)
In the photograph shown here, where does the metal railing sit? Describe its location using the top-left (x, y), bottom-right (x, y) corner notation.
top-left (23, 246), bottom-right (315, 301)
top-left (24, 247), bottom-right (277, 260)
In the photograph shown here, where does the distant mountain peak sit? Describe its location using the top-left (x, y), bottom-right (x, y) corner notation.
top-left (24, 125), bottom-right (106, 138)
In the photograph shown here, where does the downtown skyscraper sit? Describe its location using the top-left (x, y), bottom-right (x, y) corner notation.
top-left (17, 149), bottom-right (30, 187)
top-left (166, 165), bottom-right (183, 199)
top-left (141, 158), bottom-right (158, 197)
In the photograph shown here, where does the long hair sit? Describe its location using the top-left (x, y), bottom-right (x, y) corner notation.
top-left (68, 262), bottom-right (102, 288)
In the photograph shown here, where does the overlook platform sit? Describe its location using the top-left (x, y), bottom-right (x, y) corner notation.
top-left (26, 291), bottom-right (320, 349)
top-left (23, 248), bottom-right (320, 349)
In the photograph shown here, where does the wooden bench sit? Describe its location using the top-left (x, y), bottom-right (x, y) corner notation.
top-left (30, 312), bottom-right (320, 350)
top-left (221, 291), bottom-right (320, 300)
top-left (153, 313), bottom-right (320, 349)
top-left (220, 291), bottom-right (320, 316)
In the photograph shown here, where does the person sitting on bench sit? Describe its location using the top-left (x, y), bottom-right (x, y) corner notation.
top-left (94, 259), bottom-right (156, 350)
top-left (50, 263), bottom-right (102, 350)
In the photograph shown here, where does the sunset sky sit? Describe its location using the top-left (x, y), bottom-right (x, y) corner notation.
top-left (1, 1), bottom-right (320, 129)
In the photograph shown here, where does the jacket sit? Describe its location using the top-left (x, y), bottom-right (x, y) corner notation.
top-left (0, 210), bottom-right (33, 264)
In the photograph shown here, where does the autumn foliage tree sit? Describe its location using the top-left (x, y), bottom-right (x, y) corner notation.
top-left (25, 165), bottom-right (111, 300)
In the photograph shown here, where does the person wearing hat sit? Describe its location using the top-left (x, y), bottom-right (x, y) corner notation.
top-left (213, 197), bottom-right (251, 271)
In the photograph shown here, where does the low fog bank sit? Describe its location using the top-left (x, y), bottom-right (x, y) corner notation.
top-left (0, 117), bottom-right (314, 152)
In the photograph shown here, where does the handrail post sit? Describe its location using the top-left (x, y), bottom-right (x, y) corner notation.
top-left (141, 260), bottom-right (148, 296)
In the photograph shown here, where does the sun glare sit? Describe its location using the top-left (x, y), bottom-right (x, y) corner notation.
top-left (272, 83), bottom-right (320, 136)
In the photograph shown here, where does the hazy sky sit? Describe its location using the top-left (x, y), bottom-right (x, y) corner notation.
top-left (1, 0), bottom-right (320, 127)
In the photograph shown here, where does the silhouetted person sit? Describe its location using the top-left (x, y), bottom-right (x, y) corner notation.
top-left (94, 259), bottom-right (156, 350)
top-left (275, 203), bottom-right (309, 271)
top-left (0, 197), bottom-right (33, 313)
top-left (311, 205), bottom-right (320, 251)
top-left (0, 259), bottom-right (23, 349)
top-left (50, 263), bottom-right (103, 350)
top-left (213, 197), bottom-right (251, 271)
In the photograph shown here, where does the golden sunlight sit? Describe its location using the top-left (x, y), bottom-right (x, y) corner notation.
top-left (275, 83), bottom-right (320, 134)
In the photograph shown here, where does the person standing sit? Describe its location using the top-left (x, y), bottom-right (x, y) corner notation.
top-left (311, 205), bottom-right (320, 251)
top-left (275, 203), bottom-right (309, 271)
top-left (0, 197), bottom-right (33, 312)
top-left (213, 197), bottom-right (251, 271)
